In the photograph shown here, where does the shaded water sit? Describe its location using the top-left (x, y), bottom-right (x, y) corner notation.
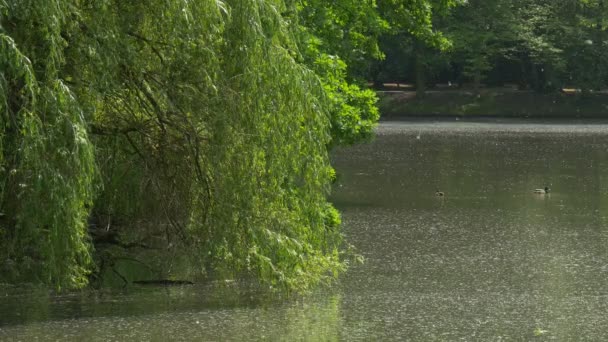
top-left (3, 120), bottom-right (608, 340)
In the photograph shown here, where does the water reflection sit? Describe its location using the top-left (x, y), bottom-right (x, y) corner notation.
top-left (0, 284), bottom-right (343, 341)
top-left (3, 120), bottom-right (608, 340)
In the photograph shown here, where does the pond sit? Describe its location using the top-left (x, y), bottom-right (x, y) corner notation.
top-left (2, 119), bottom-right (608, 340)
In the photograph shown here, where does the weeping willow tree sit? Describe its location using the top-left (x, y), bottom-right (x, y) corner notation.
top-left (0, 0), bottom-right (344, 291)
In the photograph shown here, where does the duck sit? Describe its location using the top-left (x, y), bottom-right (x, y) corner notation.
top-left (533, 186), bottom-right (550, 194)
top-left (435, 190), bottom-right (445, 197)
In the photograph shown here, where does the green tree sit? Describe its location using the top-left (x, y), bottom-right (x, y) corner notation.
top-left (556, 0), bottom-right (608, 91)
top-left (1, 0), bottom-right (343, 291)
top-left (367, 0), bottom-right (456, 93)
top-left (444, 0), bottom-right (520, 89)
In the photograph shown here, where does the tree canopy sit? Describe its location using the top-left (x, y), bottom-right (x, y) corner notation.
top-left (1, 0), bottom-right (339, 290)
top-left (0, 0), bottom-right (447, 291)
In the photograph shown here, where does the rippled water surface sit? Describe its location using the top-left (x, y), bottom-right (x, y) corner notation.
top-left (3, 119), bottom-right (608, 341)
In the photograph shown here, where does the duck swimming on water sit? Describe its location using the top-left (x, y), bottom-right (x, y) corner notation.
top-left (534, 187), bottom-right (550, 194)
top-left (435, 190), bottom-right (445, 197)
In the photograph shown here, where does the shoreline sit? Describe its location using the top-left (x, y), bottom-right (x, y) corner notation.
top-left (379, 115), bottom-right (608, 124)
top-left (377, 89), bottom-right (608, 119)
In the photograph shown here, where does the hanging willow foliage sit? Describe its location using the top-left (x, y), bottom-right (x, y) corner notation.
top-left (201, 0), bottom-right (344, 290)
top-left (1, 0), bottom-right (346, 291)
top-left (0, 0), bottom-right (96, 289)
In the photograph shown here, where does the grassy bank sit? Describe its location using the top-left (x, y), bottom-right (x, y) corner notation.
top-left (377, 89), bottom-right (608, 118)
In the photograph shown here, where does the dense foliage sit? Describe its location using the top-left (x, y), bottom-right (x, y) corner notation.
top-left (0, 0), bottom-right (446, 290)
top-left (0, 0), bottom-right (340, 290)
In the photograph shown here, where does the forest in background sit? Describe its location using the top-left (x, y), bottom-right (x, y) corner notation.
top-left (373, 0), bottom-right (608, 94)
